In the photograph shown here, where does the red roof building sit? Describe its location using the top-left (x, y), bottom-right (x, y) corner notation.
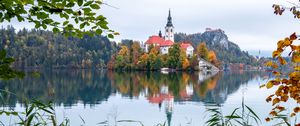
top-left (145, 36), bottom-right (174, 47)
top-left (180, 42), bottom-right (194, 57)
top-left (145, 36), bottom-right (165, 45)
top-left (144, 35), bottom-right (175, 54)
top-left (180, 42), bottom-right (192, 50)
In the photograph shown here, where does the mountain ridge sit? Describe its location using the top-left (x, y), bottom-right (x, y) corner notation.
top-left (174, 29), bottom-right (255, 64)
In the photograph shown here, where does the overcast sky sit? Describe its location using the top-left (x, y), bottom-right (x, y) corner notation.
top-left (99, 0), bottom-right (300, 53)
top-left (4, 0), bottom-right (300, 55)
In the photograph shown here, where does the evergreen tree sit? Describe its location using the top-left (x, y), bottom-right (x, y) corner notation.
top-left (167, 44), bottom-right (182, 69)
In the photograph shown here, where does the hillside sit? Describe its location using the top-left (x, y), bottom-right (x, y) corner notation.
top-left (0, 26), bottom-right (118, 69)
top-left (175, 29), bottom-right (255, 64)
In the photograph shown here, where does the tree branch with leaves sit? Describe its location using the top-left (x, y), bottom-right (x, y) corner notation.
top-left (0, 0), bottom-right (119, 38)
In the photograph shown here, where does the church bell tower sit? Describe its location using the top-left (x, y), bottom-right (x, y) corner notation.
top-left (165, 9), bottom-right (174, 42)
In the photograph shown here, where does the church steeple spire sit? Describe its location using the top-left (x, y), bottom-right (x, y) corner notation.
top-left (166, 9), bottom-right (173, 27)
top-left (165, 9), bottom-right (174, 42)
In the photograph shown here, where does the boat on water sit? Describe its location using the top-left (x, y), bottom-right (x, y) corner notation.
top-left (160, 68), bottom-right (176, 74)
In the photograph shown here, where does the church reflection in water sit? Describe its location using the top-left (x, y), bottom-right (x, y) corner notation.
top-left (0, 70), bottom-right (267, 125)
top-left (145, 71), bottom-right (219, 126)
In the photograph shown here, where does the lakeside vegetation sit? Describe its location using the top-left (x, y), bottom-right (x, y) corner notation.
top-left (108, 41), bottom-right (220, 71)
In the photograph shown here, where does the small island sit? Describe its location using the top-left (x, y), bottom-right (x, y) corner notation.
top-left (108, 10), bottom-right (220, 71)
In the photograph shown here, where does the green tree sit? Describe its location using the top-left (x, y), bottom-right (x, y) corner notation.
top-left (0, 0), bottom-right (117, 38)
top-left (0, 50), bottom-right (24, 79)
top-left (167, 44), bottom-right (182, 69)
top-left (0, 26), bottom-right (118, 69)
top-left (189, 55), bottom-right (199, 70)
top-left (153, 56), bottom-right (162, 70)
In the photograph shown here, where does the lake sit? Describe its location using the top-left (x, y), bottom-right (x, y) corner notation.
top-left (0, 70), bottom-right (294, 125)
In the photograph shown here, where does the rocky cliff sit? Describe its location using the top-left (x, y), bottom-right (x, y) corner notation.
top-left (175, 29), bottom-right (255, 64)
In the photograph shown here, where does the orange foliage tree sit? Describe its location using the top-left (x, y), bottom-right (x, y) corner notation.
top-left (180, 49), bottom-right (190, 69)
top-left (208, 50), bottom-right (220, 67)
top-left (262, 33), bottom-right (300, 123)
top-left (261, 2), bottom-right (300, 123)
top-left (197, 42), bottom-right (209, 60)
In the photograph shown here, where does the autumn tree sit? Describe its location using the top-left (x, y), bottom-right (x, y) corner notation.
top-left (138, 53), bottom-right (149, 70)
top-left (131, 41), bottom-right (142, 65)
top-left (208, 50), bottom-right (220, 67)
top-left (181, 49), bottom-right (190, 70)
top-left (148, 46), bottom-right (161, 70)
top-left (197, 42), bottom-right (209, 60)
top-left (115, 46), bottom-right (129, 69)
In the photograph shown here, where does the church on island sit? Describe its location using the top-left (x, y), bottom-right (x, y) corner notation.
top-left (144, 10), bottom-right (194, 57)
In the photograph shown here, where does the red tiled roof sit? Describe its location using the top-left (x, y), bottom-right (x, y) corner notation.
top-left (180, 42), bottom-right (192, 50)
top-left (161, 40), bottom-right (174, 46)
top-left (145, 36), bottom-right (165, 45)
top-left (148, 95), bottom-right (164, 103)
top-left (145, 36), bottom-right (174, 47)
top-left (147, 94), bottom-right (174, 104)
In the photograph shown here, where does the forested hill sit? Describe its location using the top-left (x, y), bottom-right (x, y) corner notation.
top-left (0, 26), bottom-right (118, 69)
top-left (175, 29), bottom-right (255, 64)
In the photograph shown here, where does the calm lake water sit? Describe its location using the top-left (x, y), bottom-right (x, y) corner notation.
top-left (0, 70), bottom-right (295, 125)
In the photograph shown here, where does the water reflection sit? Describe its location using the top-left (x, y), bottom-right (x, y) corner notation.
top-left (0, 70), bottom-right (266, 107)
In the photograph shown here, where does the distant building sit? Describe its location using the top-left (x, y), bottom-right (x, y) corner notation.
top-left (180, 42), bottom-right (194, 57)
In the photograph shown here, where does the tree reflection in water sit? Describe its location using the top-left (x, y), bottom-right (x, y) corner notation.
top-left (0, 70), bottom-right (266, 125)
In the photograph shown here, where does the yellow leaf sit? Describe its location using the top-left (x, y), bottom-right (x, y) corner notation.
top-left (281, 95), bottom-right (288, 102)
top-left (272, 98), bottom-right (280, 105)
top-left (266, 81), bottom-right (274, 89)
top-left (295, 66), bottom-right (300, 71)
top-left (292, 53), bottom-right (300, 63)
top-left (289, 72), bottom-right (299, 78)
top-left (272, 50), bottom-right (281, 58)
top-left (265, 61), bottom-right (273, 67)
top-left (283, 38), bottom-right (292, 46)
top-left (278, 56), bottom-right (287, 65)
top-left (291, 45), bottom-right (300, 52)
top-left (277, 40), bottom-right (284, 49)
